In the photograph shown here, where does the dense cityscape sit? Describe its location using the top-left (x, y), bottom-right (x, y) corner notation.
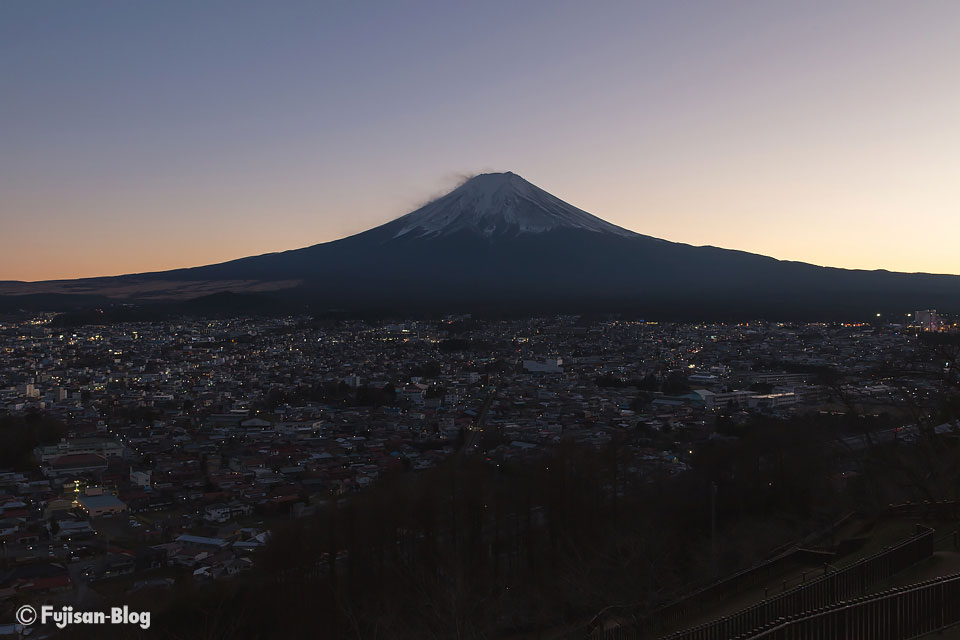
top-left (2, 311), bottom-right (959, 637)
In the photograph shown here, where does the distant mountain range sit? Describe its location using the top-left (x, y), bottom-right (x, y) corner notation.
top-left (2, 172), bottom-right (958, 319)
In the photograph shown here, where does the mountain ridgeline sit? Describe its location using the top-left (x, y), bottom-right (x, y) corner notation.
top-left (2, 172), bottom-right (958, 320)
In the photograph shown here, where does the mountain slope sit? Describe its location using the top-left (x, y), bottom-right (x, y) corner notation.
top-left (386, 171), bottom-right (638, 239)
top-left (2, 172), bottom-right (959, 319)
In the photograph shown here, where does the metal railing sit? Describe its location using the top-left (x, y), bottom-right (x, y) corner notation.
top-left (739, 570), bottom-right (960, 640)
top-left (654, 525), bottom-right (934, 640)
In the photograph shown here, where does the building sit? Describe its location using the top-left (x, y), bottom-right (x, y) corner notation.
top-left (523, 358), bottom-right (563, 374)
top-left (36, 438), bottom-right (124, 464)
top-left (695, 389), bottom-right (753, 411)
top-left (915, 309), bottom-right (940, 332)
top-left (175, 534), bottom-right (230, 551)
top-left (43, 454), bottom-right (108, 481)
top-left (203, 503), bottom-right (231, 523)
top-left (129, 468), bottom-right (152, 488)
top-left (688, 373), bottom-right (720, 386)
top-left (77, 493), bottom-right (128, 517)
top-left (748, 393), bottom-right (797, 411)
top-left (748, 372), bottom-right (807, 386)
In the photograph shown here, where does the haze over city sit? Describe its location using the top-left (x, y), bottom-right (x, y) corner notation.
top-left (3, 0), bottom-right (960, 281)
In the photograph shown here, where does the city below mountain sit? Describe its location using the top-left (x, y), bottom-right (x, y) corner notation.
top-left (2, 172), bottom-right (959, 319)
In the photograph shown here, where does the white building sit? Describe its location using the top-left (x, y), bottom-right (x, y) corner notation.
top-left (130, 468), bottom-right (152, 489)
top-left (695, 389), bottom-right (753, 411)
top-left (523, 358), bottom-right (563, 374)
top-left (748, 393), bottom-right (797, 411)
top-left (915, 309), bottom-right (940, 331)
top-left (36, 438), bottom-right (124, 464)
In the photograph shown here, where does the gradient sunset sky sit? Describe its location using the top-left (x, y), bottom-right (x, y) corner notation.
top-left (3, 1), bottom-right (959, 281)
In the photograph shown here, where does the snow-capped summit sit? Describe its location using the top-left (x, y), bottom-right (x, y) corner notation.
top-left (389, 172), bottom-right (638, 239)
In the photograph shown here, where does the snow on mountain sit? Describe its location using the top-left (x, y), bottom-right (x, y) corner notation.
top-left (389, 172), bottom-right (638, 239)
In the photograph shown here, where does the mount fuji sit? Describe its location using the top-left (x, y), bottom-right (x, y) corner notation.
top-left (388, 171), bottom-right (637, 239)
top-left (3, 171), bottom-right (960, 319)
